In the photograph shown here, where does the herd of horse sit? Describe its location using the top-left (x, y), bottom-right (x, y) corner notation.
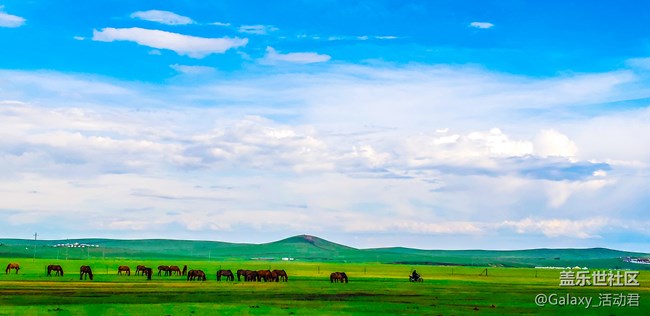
top-left (6, 262), bottom-right (369, 284)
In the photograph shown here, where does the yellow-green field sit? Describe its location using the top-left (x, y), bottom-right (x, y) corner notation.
top-left (1, 259), bottom-right (648, 315)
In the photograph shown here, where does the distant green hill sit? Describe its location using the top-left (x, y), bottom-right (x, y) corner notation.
top-left (1, 235), bottom-right (648, 269)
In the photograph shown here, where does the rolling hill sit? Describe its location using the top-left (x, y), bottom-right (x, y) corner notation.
top-left (1, 235), bottom-right (648, 269)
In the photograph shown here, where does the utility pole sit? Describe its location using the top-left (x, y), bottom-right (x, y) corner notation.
top-left (32, 232), bottom-right (38, 262)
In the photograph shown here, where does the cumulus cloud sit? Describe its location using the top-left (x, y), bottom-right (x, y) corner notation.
top-left (469, 21), bottom-right (494, 29)
top-left (2, 64), bottom-right (649, 248)
top-left (92, 27), bottom-right (247, 58)
top-left (0, 7), bottom-right (25, 28)
top-left (262, 46), bottom-right (331, 64)
top-left (534, 129), bottom-right (578, 158)
top-left (130, 10), bottom-right (194, 25)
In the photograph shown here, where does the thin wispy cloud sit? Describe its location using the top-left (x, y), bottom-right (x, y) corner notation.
top-left (170, 64), bottom-right (216, 75)
top-left (239, 24), bottom-right (278, 35)
top-left (130, 10), bottom-right (194, 25)
top-left (92, 27), bottom-right (248, 58)
top-left (626, 57), bottom-right (650, 70)
top-left (0, 6), bottom-right (26, 28)
top-left (469, 21), bottom-right (494, 29)
top-left (211, 22), bottom-right (231, 27)
top-left (262, 46), bottom-right (331, 64)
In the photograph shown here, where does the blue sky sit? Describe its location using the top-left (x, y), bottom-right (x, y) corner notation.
top-left (2, 1), bottom-right (650, 251)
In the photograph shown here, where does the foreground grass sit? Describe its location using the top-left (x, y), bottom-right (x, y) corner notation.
top-left (1, 259), bottom-right (648, 315)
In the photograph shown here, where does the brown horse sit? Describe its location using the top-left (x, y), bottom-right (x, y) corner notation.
top-left (80, 265), bottom-right (93, 280)
top-left (216, 269), bottom-right (234, 281)
top-left (236, 269), bottom-right (248, 281)
top-left (257, 270), bottom-right (273, 282)
top-left (330, 272), bottom-right (348, 283)
top-left (187, 269), bottom-right (206, 281)
top-left (182, 265), bottom-right (187, 276)
top-left (47, 265), bottom-right (64, 276)
top-left (143, 267), bottom-right (152, 280)
top-left (117, 266), bottom-right (131, 276)
top-left (157, 265), bottom-right (170, 276)
top-left (245, 270), bottom-right (258, 282)
top-left (273, 269), bottom-right (288, 282)
top-left (169, 265), bottom-right (182, 276)
top-left (5, 263), bottom-right (19, 274)
top-left (135, 265), bottom-right (147, 276)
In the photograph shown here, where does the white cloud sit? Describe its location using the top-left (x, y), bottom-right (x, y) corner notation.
top-left (262, 46), bottom-right (331, 64)
top-left (375, 35), bottom-right (398, 40)
top-left (469, 22), bottom-right (494, 29)
top-left (0, 7), bottom-right (25, 28)
top-left (534, 129), bottom-right (578, 158)
top-left (73, 36), bottom-right (85, 41)
top-left (239, 24), bottom-right (278, 35)
top-left (211, 22), bottom-right (231, 27)
top-left (130, 10), bottom-right (194, 25)
top-left (502, 218), bottom-right (610, 238)
top-left (2, 64), bottom-right (649, 248)
top-left (92, 27), bottom-right (248, 58)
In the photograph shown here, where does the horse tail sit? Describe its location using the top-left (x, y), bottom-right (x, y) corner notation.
top-left (5, 264), bottom-right (9, 274)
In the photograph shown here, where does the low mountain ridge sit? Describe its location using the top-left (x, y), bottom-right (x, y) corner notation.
top-left (1, 235), bottom-right (648, 269)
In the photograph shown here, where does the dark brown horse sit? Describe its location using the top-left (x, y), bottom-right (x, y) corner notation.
top-left (157, 265), bottom-right (170, 276)
top-left (182, 265), bottom-right (187, 276)
top-left (80, 265), bottom-right (93, 280)
top-left (5, 263), bottom-right (19, 274)
top-left (47, 265), bottom-right (64, 276)
top-left (273, 269), bottom-right (288, 282)
top-left (143, 267), bottom-right (152, 280)
top-left (117, 265), bottom-right (131, 276)
top-left (187, 269), bottom-right (206, 281)
top-left (135, 265), bottom-right (147, 276)
top-left (169, 265), bottom-right (182, 276)
top-left (330, 272), bottom-right (348, 283)
top-left (257, 270), bottom-right (273, 282)
top-left (245, 270), bottom-right (258, 282)
top-left (236, 269), bottom-right (248, 281)
top-left (216, 269), bottom-right (234, 281)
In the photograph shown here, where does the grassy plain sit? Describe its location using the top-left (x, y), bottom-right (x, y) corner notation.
top-left (1, 258), bottom-right (649, 315)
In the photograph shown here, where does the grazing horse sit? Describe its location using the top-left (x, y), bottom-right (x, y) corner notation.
top-left (187, 269), bottom-right (206, 281)
top-left (5, 263), bottom-right (19, 274)
top-left (47, 265), bottom-right (64, 276)
top-left (330, 272), bottom-right (348, 283)
top-left (157, 265), bottom-right (170, 276)
top-left (236, 269), bottom-right (248, 281)
top-left (117, 266), bottom-right (131, 276)
top-left (216, 269), bottom-right (234, 281)
top-left (257, 270), bottom-right (273, 282)
top-left (135, 265), bottom-right (147, 276)
top-left (169, 265), bottom-right (182, 276)
top-left (182, 265), bottom-right (187, 276)
top-left (245, 270), bottom-right (258, 282)
top-left (273, 269), bottom-right (288, 282)
top-left (80, 265), bottom-right (94, 280)
top-left (143, 267), bottom-right (152, 280)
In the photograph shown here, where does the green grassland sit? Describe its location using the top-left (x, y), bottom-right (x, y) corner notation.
top-left (1, 235), bottom-right (649, 315)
